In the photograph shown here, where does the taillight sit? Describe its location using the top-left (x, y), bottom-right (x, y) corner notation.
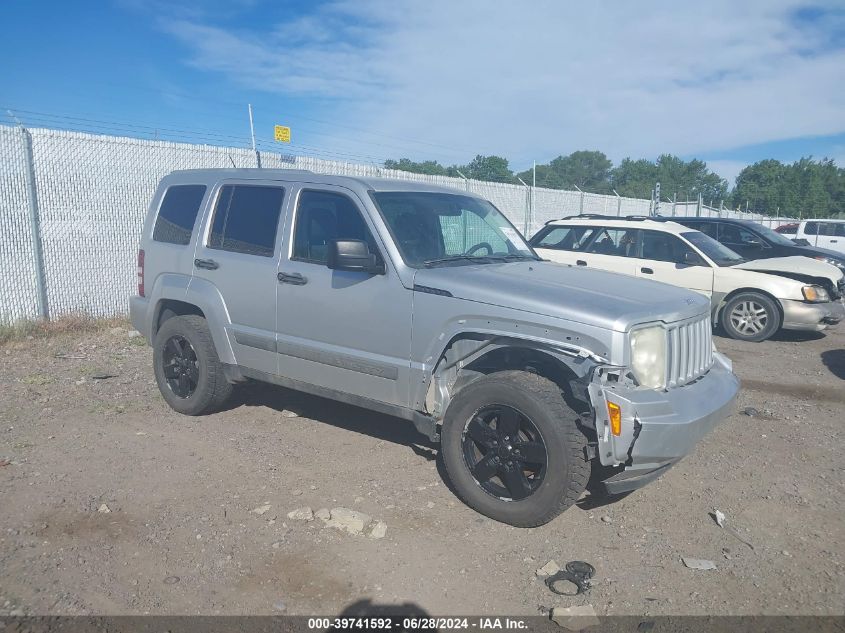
top-left (137, 249), bottom-right (145, 297)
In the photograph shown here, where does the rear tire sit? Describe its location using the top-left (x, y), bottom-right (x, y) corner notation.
top-left (440, 370), bottom-right (589, 527)
top-left (721, 292), bottom-right (780, 342)
top-left (153, 315), bottom-right (233, 415)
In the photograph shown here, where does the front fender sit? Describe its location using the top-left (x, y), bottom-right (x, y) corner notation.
top-left (409, 292), bottom-right (618, 411)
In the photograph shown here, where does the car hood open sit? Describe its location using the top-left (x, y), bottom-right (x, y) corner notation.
top-left (733, 256), bottom-right (843, 285)
top-left (414, 261), bottom-right (710, 333)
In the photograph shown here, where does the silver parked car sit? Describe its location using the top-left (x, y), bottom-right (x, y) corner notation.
top-left (131, 169), bottom-right (739, 527)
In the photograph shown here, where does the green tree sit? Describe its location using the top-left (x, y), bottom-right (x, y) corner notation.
top-left (610, 155), bottom-right (727, 203)
top-left (383, 158), bottom-right (448, 176)
top-left (518, 151), bottom-right (613, 192)
top-left (732, 157), bottom-right (844, 217)
top-left (608, 158), bottom-right (658, 198)
top-left (459, 155), bottom-right (516, 183)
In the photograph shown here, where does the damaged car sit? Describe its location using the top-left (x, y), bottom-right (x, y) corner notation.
top-left (132, 171), bottom-right (739, 527)
top-left (531, 216), bottom-right (845, 342)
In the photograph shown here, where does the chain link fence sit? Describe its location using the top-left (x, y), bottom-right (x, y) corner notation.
top-left (0, 124), bottom-right (797, 323)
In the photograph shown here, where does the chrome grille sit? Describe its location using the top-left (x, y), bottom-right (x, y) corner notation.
top-left (667, 315), bottom-right (714, 388)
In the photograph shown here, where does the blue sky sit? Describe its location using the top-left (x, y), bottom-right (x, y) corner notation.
top-left (2, 0), bottom-right (844, 186)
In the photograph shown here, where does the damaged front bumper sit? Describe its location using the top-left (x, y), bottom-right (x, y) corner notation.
top-left (588, 352), bottom-right (739, 495)
top-left (781, 298), bottom-right (845, 331)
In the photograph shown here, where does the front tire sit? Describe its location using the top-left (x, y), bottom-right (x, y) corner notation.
top-left (153, 315), bottom-right (233, 415)
top-left (721, 292), bottom-right (780, 342)
top-left (440, 370), bottom-right (589, 527)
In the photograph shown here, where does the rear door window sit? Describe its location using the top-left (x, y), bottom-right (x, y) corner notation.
top-left (209, 185), bottom-right (285, 257)
top-left (583, 228), bottom-right (639, 257)
top-left (153, 185), bottom-right (207, 245)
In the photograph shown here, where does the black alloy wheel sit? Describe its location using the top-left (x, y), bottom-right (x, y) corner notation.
top-left (161, 334), bottom-right (199, 398)
top-left (462, 404), bottom-right (548, 501)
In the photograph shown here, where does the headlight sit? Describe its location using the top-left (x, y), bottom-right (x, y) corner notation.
top-left (802, 285), bottom-right (830, 303)
top-left (630, 326), bottom-right (666, 390)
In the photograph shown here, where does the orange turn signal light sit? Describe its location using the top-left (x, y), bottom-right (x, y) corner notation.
top-left (607, 402), bottom-right (622, 436)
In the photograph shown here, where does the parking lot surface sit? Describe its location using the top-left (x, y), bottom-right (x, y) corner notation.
top-left (1, 325), bottom-right (843, 616)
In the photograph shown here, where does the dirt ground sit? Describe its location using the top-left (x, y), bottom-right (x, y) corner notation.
top-left (1, 322), bottom-right (844, 617)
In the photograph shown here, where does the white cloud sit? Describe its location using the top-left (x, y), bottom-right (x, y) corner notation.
top-left (159, 0), bottom-right (845, 168)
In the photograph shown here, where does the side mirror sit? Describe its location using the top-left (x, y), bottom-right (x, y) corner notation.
top-left (682, 251), bottom-right (706, 267)
top-left (327, 239), bottom-right (385, 274)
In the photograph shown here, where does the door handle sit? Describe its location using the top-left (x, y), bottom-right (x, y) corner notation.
top-left (194, 258), bottom-right (219, 270)
top-left (277, 271), bottom-right (308, 285)
top-left (641, 267), bottom-right (654, 274)
top-left (576, 260), bottom-right (587, 266)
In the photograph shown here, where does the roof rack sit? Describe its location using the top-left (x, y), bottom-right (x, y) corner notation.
top-left (544, 214), bottom-right (616, 224)
top-left (545, 214), bottom-right (668, 225)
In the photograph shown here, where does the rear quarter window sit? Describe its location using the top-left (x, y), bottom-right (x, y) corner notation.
top-left (152, 185), bottom-right (208, 245)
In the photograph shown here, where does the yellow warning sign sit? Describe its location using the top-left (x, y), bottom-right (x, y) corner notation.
top-left (274, 125), bottom-right (291, 143)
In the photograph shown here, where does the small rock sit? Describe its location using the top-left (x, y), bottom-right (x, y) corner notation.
top-left (272, 542), bottom-right (281, 549)
top-left (315, 508), bottom-right (331, 521)
top-left (252, 504), bottom-right (271, 515)
top-left (127, 330), bottom-right (142, 339)
top-left (325, 507), bottom-right (371, 535)
top-left (10, 608), bottom-right (25, 616)
top-left (281, 410), bottom-right (298, 418)
top-left (286, 507), bottom-right (314, 521)
top-left (742, 407), bottom-right (759, 417)
top-left (368, 521), bottom-right (388, 539)
top-left (291, 489), bottom-right (303, 496)
top-left (135, 431), bottom-right (147, 436)
top-left (550, 604), bottom-right (600, 630)
top-left (97, 503), bottom-right (111, 514)
top-left (426, 501), bottom-right (435, 509)
top-left (682, 557), bottom-right (716, 570)
top-left (601, 515), bottom-right (612, 524)
top-left (163, 576), bottom-right (180, 585)
top-left (712, 509), bottom-right (726, 528)
top-left (536, 559), bottom-right (561, 577)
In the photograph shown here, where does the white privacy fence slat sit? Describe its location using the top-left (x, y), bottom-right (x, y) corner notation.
top-left (0, 124), bottom-right (796, 323)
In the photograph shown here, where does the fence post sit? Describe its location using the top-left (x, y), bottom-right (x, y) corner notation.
top-left (20, 126), bottom-right (49, 320)
top-left (612, 189), bottom-right (621, 216)
top-left (517, 177), bottom-right (531, 234)
top-left (574, 185), bottom-right (584, 215)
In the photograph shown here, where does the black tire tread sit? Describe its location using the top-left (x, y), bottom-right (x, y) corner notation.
top-left (441, 370), bottom-right (589, 527)
top-left (154, 315), bottom-right (233, 415)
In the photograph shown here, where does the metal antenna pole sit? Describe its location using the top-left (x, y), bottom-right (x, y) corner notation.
top-left (248, 104), bottom-right (261, 168)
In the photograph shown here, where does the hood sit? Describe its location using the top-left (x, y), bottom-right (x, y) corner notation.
top-left (414, 261), bottom-right (710, 333)
top-left (733, 256), bottom-right (843, 285)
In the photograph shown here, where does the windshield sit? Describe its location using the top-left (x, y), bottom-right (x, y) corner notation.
top-left (682, 231), bottom-right (745, 266)
top-left (370, 191), bottom-right (538, 268)
top-left (752, 223), bottom-right (799, 247)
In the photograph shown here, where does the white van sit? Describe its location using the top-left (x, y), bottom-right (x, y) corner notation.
top-left (796, 219), bottom-right (845, 254)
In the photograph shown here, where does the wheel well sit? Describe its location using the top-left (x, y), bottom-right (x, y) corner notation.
top-left (154, 300), bottom-right (205, 337)
top-left (716, 287), bottom-right (783, 328)
top-left (426, 335), bottom-right (594, 422)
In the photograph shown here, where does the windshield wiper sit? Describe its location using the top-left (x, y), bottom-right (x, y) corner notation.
top-left (490, 253), bottom-right (539, 261)
top-left (423, 255), bottom-right (496, 267)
